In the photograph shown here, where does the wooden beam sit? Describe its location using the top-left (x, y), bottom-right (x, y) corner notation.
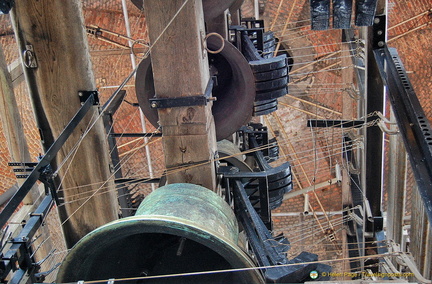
top-left (143, 0), bottom-right (217, 190)
top-left (0, 44), bottom-right (58, 271)
top-left (6, 48), bottom-right (146, 89)
top-left (0, 45), bottom-right (39, 204)
top-left (10, 0), bottom-right (118, 247)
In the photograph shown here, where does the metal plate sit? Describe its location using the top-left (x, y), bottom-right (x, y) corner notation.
top-left (254, 67), bottom-right (288, 82)
top-left (256, 86), bottom-right (288, 101)
top-left (255, 76), bottom-right (288, 92)
top-left (249, 55), bottom-right (287, 73)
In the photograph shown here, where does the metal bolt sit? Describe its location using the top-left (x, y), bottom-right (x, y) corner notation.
top-left (377, 30), bottom-right (383, 36)
top-left (378, 41), bottom-right (385, 47)
top-left (151, 102), bottom-right (158, 108)
top-left (374, 17), bottom-right (380, 24)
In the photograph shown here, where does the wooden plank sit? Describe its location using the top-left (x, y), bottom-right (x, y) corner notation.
top-left (0, 46), bottom-right (38, 204)
top-left (0, 45), bottom-right (58, 267)
top-left (7, 59), bottom-right (25, 87)
top-left (143, 0), bottom-right (217, 190)
top-left (10, 0), bottom-right (119, 247)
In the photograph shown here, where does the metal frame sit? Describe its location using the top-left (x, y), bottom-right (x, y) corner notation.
top-left (1, 196), bottom-right (54, 283)
top-left (0, 93), bottom-right (99, 283)
top-left (0, 93), bottom-right (98, 229)
top-left (307, 119), bottom-right (364, 128)
top-left (374, 46), bottom-right (432, 222)
top-left (149, 77), bottom-right (214, 109)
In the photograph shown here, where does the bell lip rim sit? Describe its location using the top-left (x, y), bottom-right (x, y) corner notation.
top-left (57, 215), bottom-right (264, 283)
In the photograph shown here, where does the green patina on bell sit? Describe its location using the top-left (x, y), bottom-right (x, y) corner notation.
top-left (57, 183), bottom-right (264, 283)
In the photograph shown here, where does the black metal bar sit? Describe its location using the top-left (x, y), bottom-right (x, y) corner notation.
top-left (333, 0), bottom-right (353, 29)
top-left (355, 0), bottom-right (378, 26)
top-left (1, 195), bottom-right (54, 281)
top-left (371, 15), bottom-right (386, 49)
top-left (103, 90), bottom-right (126, 115)
top-left (310, 0), bottom-right (330, 30)
top-left (12, 168), bottom-right (33, 173)
top-left (234, 200), bottom-right (271, 267)
top-left (258, 178), bottom-right (271, 229)
top-left (307, 119), bottom-right (364, 128)
top-left (232, 179), bottom-right (321, 282)
top-left (149, 77), bottom-right (214, 109)
top-left (232, 180), bottom-right (285, 264)
top-left (8, 163), bottom-right (38, 167)
top-left (374, 46), bottom-right (432, 222)
top-left (0, 94), bottom-right (96, 229)
top-left (110, 133), bottom-right (162, 138)
top-left (103, 90), bottom-right (134, 218)
top-left (364, 17), bottom-right (386, 233)
top-left (8, 268), bottom-right (27, 284)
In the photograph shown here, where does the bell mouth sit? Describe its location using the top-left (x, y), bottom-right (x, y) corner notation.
top-left (57, 217), bottom-right (261, 283)
top-left (56, 184), bottom-right (264, 283)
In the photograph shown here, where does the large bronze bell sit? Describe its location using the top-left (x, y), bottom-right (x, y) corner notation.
top-left (56, 183), bottom-right (264, 283)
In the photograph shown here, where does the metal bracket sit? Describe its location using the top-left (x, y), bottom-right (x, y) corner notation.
top-left (375, 111), bottom-right (399, 135)
top-left (0, 0), bottom-right (14, 14)
top-left (0, 93), bottom-right (98, 229)
top-left (8, 162), bottom-right (37, 167)
top-left (387, 240), bottom-right (432, 284)
top-left (372, 15), bottom-right (386, 49)
top-left (0, 196), bottom-right (54, 282)
top-left (307, 119), bottom-right (365, 128)
top-left (377, 120), bottom-right (399, 135)
top-left (8, 162), bottom-right (38, 179)
top-left (34, 262), bottom-right (61, 282)
top-left (23, 45), bottom-right (37, 69)
top-left (78, 90), bottom-right (99, 105)
top-left (149, 77), bottom-right (215, 109)
top-left (347, 206), bottom-right (364, 225)
top-left (374, 47), bottom-right (432, 223)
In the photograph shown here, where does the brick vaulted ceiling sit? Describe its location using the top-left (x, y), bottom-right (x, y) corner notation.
top-left (0, 0), bottom-right (430, 281)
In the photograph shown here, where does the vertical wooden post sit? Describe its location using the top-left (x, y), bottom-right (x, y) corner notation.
top-left (0, 44), bottom-right (39, 204)
top-left (143, 0), bottom-right (217, 190)
top-left (10, 0), bottom-right (118, 247)
top-left (0, 42), bottom-right (57, 267)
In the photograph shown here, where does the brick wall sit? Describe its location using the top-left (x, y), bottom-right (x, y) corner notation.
top-left (0, 0), bottom-right (430, 280)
